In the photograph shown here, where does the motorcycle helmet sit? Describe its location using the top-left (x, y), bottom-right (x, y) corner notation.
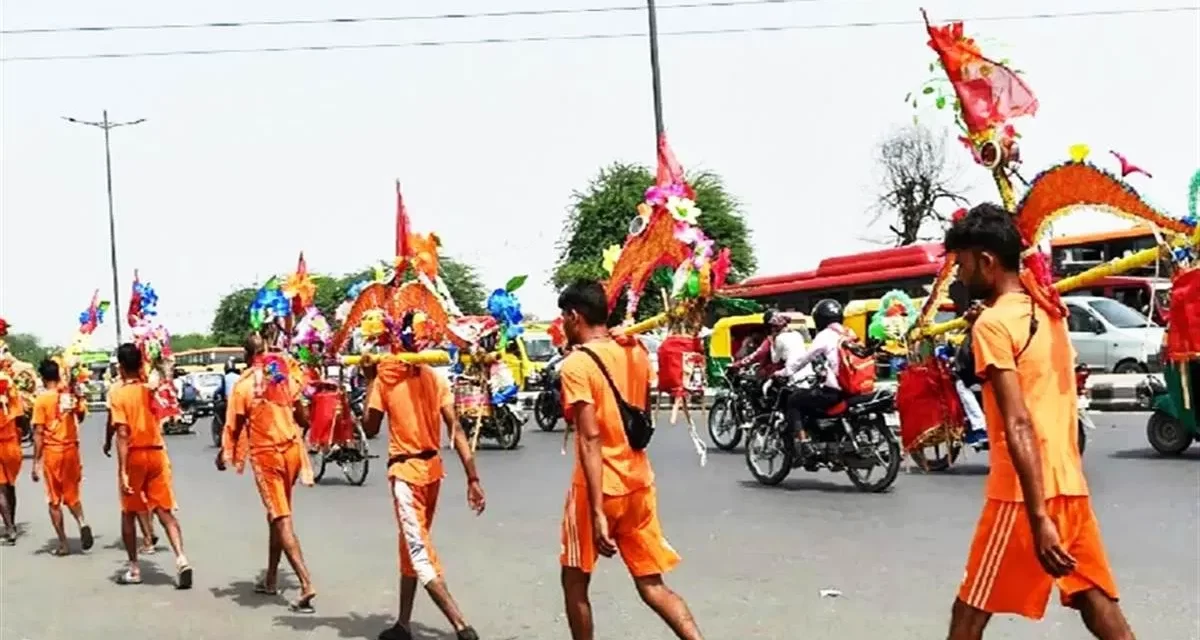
top-left (811, 299), bottom-right (844, 331)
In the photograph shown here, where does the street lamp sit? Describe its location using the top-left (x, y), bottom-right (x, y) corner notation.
top-left (63, 111), bottom-right (145, 346)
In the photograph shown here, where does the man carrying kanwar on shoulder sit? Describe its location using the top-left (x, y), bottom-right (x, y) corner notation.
top-left (363, 318), bottom-right (486, 640)
top-left (30, 357), bottom-right (93, 556)
top-left (217, 330), bottom-right (317, 613)
top-left (556, 280), bottom-right (704, 640)
top-left (943, 204), bottom-right (1134, 640)
top-left (110, 343), bottom-right (192, 587)
top-left (104, 377), bottom-right (162, 556)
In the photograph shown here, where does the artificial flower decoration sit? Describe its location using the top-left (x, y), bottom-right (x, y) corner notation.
top-left (1068, 144), bottom-right (1091, 163)
top-left (0, 317), bottom-right (9, 338)
top-left (711, 247), bottom-right (732, 290)
top-left (360, 309), bottom-right (388, 343)
top-left (249, 278), bottom-right (291, 331)
top-left (602, 244), bottom-right (622, 275)
top-left (408, 232), bottom-right (441, 281)
top-left (665, 195), bottom-right (701, 225)
top-left (486, 288), bottom-right (524, 348)
top-left (282, 254), bottom-right (316, 311)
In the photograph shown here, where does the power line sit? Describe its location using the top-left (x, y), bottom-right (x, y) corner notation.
top-left (1, 6), bottom-right (1192, 63)
top-left (0, 0), bottom-right (822, 35)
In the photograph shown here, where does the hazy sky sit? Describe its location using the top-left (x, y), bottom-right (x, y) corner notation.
top-left (2, 0), bottom-right (1197, 348)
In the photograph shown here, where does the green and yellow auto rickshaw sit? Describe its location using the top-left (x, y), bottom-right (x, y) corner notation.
top-left (706, 312), bottom-right (813, 380)
top-left (1144, 267), bottom-right (1199, 456)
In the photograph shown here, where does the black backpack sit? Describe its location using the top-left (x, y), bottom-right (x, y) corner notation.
top-left (577, 346), bottom-right (655, 450)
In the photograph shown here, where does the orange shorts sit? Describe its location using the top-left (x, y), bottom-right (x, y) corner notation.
top-left (561, 484), bottom-right (681, 577)
top-left (0, 438), bottom-right (22, 485)
top-left (121, 449), bottom-right (176, 513)
top-left (390, 478), bottom-right (442, 586)
top-left (959, 496), bottom-right (1119, 620)
top-left (43, 446), bottom-right (82, 508)
top-left (251, 443), bottom-right (303, 521)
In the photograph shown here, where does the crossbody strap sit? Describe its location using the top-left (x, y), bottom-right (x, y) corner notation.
top-left (576, 346), bottom-right (629, 407)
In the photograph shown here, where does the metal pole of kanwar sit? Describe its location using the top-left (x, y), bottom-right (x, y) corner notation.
top-left (646, 0), bottom-right (666, 140)
top-left (63, 111), bottom-right (146, 346)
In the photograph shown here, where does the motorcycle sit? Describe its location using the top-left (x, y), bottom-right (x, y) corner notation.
top-left (210, 394), bottom-right (227, 448)
top-left (707, 366), bottom-right (766, 451)
top-left (454, 374), bottom-right (522, 450)
top-left (532, 365), bottom-right (562, 432)
top-left (744, 373), bottom-right (902, 493)
top-left (164, 408), bottom-right (196, 436)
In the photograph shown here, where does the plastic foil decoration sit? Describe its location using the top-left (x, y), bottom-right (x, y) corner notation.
top-left (1166, 268), bottom-right (1200, 363)
top-left (868, 290), bottom-right (918, 343)
top-left (127, 271), bottom-right (181, 421)
top-left (485, 274), bottom-right (528, 350)
top-left (896, 358), bottom-right (966, 465)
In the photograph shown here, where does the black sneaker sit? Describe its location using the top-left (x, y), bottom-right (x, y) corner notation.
top-left (378, 624), bottom-right (413, 640)
top-left (457, 626), bottom-right (479, 640)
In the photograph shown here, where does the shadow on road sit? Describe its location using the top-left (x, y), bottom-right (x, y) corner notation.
top-left (738, 478), bottom-right (866, 494)
top-left (1109, 447), bottom-right (1200, 462)
top-left (271, 611), bottom-right (393, 638)
top-left (34, 532), bottom-right (104, 555)
top-left (210, 578), bottom-right (296, 609)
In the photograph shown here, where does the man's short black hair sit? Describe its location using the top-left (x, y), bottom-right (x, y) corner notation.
top-left (37, 358), bottom-right (60, 382)
top-left (943, 202), bottom-right (1023, 271)
top-left (557, 280), bottom-right (609, 326)
top-left (116, 343), bottom-right (143, 374)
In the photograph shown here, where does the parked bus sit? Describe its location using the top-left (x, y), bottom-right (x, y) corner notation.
top-left (718, 243), bottom-right (945, 312)
top-left (174, 347), bottom-right (245, 373)
top-left (1050, 226), bottom-right (1166, 277)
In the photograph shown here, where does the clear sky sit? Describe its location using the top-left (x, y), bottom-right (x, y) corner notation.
top-left (2, 0), bottom-right (1197, 348)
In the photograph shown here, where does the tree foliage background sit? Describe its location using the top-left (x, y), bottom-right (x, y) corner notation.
top-left (870, 124), bottom-right (969, 246)
top-left (552, 162), bottom-right (756, 320)
top-left (4, 333), bottom-right (52, 364)
top-left (209, 255), bottom-right (486, 346)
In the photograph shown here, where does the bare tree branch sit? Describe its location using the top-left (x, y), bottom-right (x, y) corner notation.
top-left (869, 124), bottom-right (969, 246)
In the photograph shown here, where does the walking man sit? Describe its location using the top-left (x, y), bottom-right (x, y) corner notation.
top-left (943, 204), bottom-right (1134, 639)
top-left (0, 380), bottom-right (24, 545)
top-left (30, 358), bottom-right (93, 556)
top-left (363, 352), bottom-right (485, 640)
top-left (556, 280), bottom-right (704, 640)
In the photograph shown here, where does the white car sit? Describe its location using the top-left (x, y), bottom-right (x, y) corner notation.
top-left (1064, 296), bottom-right (1163, 374)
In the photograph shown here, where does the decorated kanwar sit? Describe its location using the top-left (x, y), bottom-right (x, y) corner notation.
top-left (894, 10), bottom-right (1198, 638)
top-left (218, 253), bottom-right (319, 612)
top-left (330, 182), bottom-right (484, 640)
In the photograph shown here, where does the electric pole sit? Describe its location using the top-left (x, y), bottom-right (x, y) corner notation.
top-left (646, 0), bottom-right (666, 141)
top-left (63, 110), bottom-right (145, 346)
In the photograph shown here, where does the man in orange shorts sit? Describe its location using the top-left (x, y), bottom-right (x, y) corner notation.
top-left (943, 204), bottom-right (1135, 639)
top-left (30, 358), bottom-right (94, 556)
top-left (363, 351), bottom-right (485, 640)
top-left (110, 343), bottom-right (193, 588)
top-left (104, 380), bottom-right (162, 555)
top-left (0, 378), bottom-right (23, 545)
top-left (556, 280), bottom-right (704, 640)
top-left (219, 333), bottom-right (317, 613)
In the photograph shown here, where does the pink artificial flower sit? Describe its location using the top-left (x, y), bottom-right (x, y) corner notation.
top-left (711, 248), bottom-right (732, 290)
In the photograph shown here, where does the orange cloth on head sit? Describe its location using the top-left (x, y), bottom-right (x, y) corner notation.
top-left (390, 477), bottom-right (443, 585)
top-left (560, 484), bottom-right (680, 576)
top-left (972, 292), bottom-right (1088, 502)
top-left (559, 339), bottom-right (654, 496)
top-left (250, 442), bottom-right (303, 520)
top-left (369, 363), bottom-right (450, 486)
top-left (958, 496), bottom-right (1118, 619)
top-left (0, 396), bottom-right (23, 485)
top-left (109, 382), bottom-right (176, 513)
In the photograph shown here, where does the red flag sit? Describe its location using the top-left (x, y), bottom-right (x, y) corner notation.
top-left (127, 270), bottom-right (142, 327)
top-left (655, 132), bottom-right (686, 188)
top-left (922, 10), bottom-right (1038, 135)
top-left (395, 180), bottom-right (412, 264)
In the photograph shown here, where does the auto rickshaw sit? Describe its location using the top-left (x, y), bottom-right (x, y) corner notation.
top-left (1145, 266), bottom-right (1199, 456)
top-left (844, 296), bottom-right (963, 379)
top-left (705, 312), bottom-right (813, 381)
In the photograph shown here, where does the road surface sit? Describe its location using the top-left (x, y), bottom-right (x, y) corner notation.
top-left (0, 411), bottom-right (1196, 639)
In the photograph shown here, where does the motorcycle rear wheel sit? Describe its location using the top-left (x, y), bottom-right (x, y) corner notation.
top-left (707, 397), bottom-right (743, 452)
top-left (744, 418), bottom-right (792, 486)
top-left (845, 418), bottom-right (902, 493)
top-left (534, 393), bottom-right (559, 432)
top-left (496, 410), bottom-right (523, 450)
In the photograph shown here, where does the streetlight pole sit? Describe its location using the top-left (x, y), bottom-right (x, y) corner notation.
top-left (63, 110), bottom-right (145, 347)
top-left (646, 0), bottom-right (666, 141)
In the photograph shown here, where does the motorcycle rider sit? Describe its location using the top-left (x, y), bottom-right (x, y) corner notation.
top-left (728, 310), bottom-right (806, 378)
top-left (773, 299), bottom-right (850, 438)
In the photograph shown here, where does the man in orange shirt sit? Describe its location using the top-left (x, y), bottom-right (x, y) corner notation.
top-left (218, 333), bottom-right (317, 613)
top-left (104, 380), bottom-right (162, 555)
top-left (943, 204), bottom-right (1134, 640)
top-left (110, 343), bottom-right (192, 587)
top-left (556, 280), bottom-right (703, 640)
top-left (363, 353), bottom-right (485, 640)
top-left (0, 381), bottom-right (23, 545)
top-left (30, 358), bottom-right (93, 556)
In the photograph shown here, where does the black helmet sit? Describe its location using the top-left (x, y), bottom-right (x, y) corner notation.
top-left (811, 299), bottom-right (844, 331)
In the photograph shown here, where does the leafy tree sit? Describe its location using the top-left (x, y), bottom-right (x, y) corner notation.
top-left (170, 332), bottom-right (217, 352)
top-left (553, 162), bottom-right (756, 320)
top-left (4, 332), bottom-right (52, 364)
top-left (870, 124), bottom-right (969, 246)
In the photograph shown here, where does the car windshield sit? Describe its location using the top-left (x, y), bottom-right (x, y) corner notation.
top-left (523, 336), bottom-right (557, 362)
top-left (192, 373), bottom-right (224, 388)
top-left (1087, 299), bottom-right (1152, 329)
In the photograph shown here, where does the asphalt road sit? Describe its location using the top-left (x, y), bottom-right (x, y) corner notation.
top-left (0, 411), bottom-right (1196, 640)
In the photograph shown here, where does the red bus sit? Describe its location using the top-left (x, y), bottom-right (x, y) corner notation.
top-left (719, 243), bottom-right (945, 312)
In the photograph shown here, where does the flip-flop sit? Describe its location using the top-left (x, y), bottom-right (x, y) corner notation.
top-left (176, 564), bottom-right (193, 590)
top-left (288, 593), bottom-right (316, 614)
top-left (117, 569), bottom-right (143, 585)
top-left (51, 547), bottom-right (70, 557)
top-left (378, 624), bottom-right (414, 640)
top-left (80, 525), bottom-right (94, 551)
top-left (253, 581), bottom-right (278, 596)
top-left (139, 544), bottom-right (156, 555)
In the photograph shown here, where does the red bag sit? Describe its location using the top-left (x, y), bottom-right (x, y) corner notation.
top-left (834, 327), bottom-right (876, 396)
top-left (896, 360), bottom-right (965, 453)
top-left (1166, 267), bottom-right (1200, 363)
top-left (307, 390), bottom-right (340, 448)
top-left (657, 335), bottom-right (706, 395)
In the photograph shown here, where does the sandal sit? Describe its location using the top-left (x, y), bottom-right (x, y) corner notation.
top-left (288, 592), bottom-right (316, 614)
top-left (117, 568), bottom-right (143, 585)
top-left (176, 564), bottom-right (193, 590)
top-left (0, 534), bottom-right (16, 547)
top-left (254, 580), bottom-right (278, 596)
top-left (51, 547), bottom-right (70, 557)
top-left (80, 525), bottom-right (94, 551)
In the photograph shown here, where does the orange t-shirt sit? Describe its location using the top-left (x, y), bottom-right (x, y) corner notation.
top-left (560, 338), bottom-right (654, 497)
top-left (108, 381), bottom-right (166, 449)
top-left (229, 366), bottom-right (302, 453)
top-left (0, 392), bottom-right (23, 442)
top-left (972, 291), bottom-right (1088, 502)
top-left (368, 363), bottom-right (450, 486)
top-left (31, 390), bottom-right (82, 449)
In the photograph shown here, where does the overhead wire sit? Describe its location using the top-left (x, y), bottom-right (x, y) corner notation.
top-left (1, 6), bottom-right (1194, 62)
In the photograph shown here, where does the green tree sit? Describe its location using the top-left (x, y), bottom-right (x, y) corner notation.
top-left (170, 332), bottom-right (216, 352)
top-left (4, 332), bottom-right (52, 363)
top-left (553, 162), bottom-right (756, 320)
